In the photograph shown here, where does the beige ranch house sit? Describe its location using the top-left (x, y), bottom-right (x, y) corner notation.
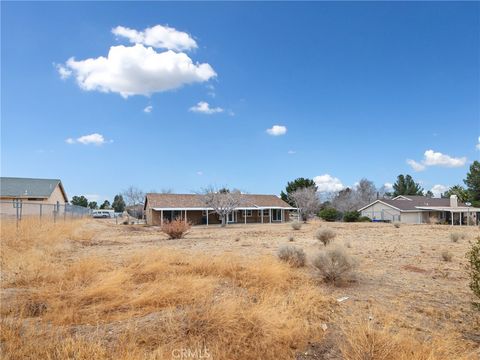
top-left (144, 193), bottom-right (294, 226)
top-left (359, 195), bottom-right (480, 225)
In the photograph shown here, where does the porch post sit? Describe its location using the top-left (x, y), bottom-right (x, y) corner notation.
top-left (206, 210), bottom-right (209, 226)
top-left (185, 210), bottom-right (187, 224)
top-left (244, 209), bottom-right (247, 224)
top-left (269, 208), bottom-right (272, 223)
top-left (281, 209), bottom-right (284, 223)
top-left (459, 212), bottom-right (462, 226)
top-left (451, 211), bottom-right (454, 226)
top-left (261, 209), bottom-right (264, 224)
top-left (160, 210), bottom-right (163, 226)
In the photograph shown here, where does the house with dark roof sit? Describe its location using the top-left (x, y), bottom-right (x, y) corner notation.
top-left (358, 195), bottom-right (480, 225)
top-left (144, 193), bottom-right (294, 226)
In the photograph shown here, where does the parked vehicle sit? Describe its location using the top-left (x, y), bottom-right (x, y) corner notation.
top-left (92, 209), bottom-right (114, 218)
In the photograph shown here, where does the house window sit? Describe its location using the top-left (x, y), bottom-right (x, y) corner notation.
top-left (259, 209), bottom-right (269, 216)
top-left (244, 210), bottom-right (252, 217)
top-left (272, 209), bottom-right (282, 221)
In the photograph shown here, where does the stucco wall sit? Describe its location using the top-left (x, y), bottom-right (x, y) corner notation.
top-left (361, 202), bottom-right (401, 221)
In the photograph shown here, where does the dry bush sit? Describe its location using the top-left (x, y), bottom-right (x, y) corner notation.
top-left (291, 221), bottom-right (302, 230)
top-left (277, 245), bottom-right (306, 267)
top-left (316, 228), bottom-right (336, 246)
top-left (393, 223), bottom-right (400, 228)
top-left (441, 250), bottom-right (453, 262)
top-left (160, 218), bottom-right (191, 239)
top-left (339, 316), bottom-right (477, 360)
top-left (313, 245), bottom-right (357, 284)
top-left (1, 223), bottom-right (331, 360)
top-left (450, 232), bottom-right (465, 243)
top-left (288, 235), bottom-right (295, 242)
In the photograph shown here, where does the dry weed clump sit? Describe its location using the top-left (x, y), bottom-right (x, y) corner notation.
top-left (313, 245), bottom-right (357, 284)
top-left (393, 222), bottom-right (400, 228)
top-left (1, 222), bottom-right (331, 360)
top-left (339, 316), bottom-right (477, 360)
top-left (277, 245), bottom-right (306, 267)
top-left (291, 221), bottom-right (302, 230)
top-left (450, 232), bottom-right (465, 243)
top-left (316, 228), bottom-right (336, 246)
top-left (160, 218), bottom-right (191, 239)
top-left (441, 250), bottom-right (453, 262)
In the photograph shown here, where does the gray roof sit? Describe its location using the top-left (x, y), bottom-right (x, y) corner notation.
top-left (0, 177), bottom-right (67, 200)
top-left (362, 195), bottom-right (466, 211)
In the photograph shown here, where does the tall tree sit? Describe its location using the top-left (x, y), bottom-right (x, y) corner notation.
top-left (288, 186), bottom-right (321, 222)
top-left (442, 185), bottom-right (469, 203)
top-left (425, 190), bottom-right (434, 198)
top-left (202, 186), bottom-right (242, 227)
top-left (464, 160), bottom-right (480, 207)
top-left (88, 201), bottom-right (98, 209)
top-left (392, 175), bottom-right (424, 196)
top-left (71, 195), bottom-right (88, 207)
top-left (112, 194), bottom-right (126, 213)
top-left (100, 200), bottom-right (111, 209)
top-left (281, 178), bottom-right (317, 206)
top-left (122, 186), bottom-right (145, 218)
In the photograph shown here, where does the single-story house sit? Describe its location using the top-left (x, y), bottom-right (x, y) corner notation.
top-left (358, 195), bottom-right (480, 225)
top-left (144, 193), bottom-right (295, 226)
top-left (1, 177), bottom-right (68, 217)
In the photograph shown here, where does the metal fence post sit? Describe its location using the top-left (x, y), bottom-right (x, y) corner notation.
top-left (39, 204), bottom-right (42, 220)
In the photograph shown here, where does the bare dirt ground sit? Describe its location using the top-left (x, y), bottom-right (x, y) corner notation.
top-left (85, 220), bottom-right (480, 343)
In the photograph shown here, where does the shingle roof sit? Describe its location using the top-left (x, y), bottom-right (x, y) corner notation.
top-left (0, 177), bottom-right (66, 200)
top-left (145, 193), bottom-right (292, 209)
top-left (364, 195), bottom-right (466, 211)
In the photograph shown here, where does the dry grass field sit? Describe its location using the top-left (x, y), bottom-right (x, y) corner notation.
top-left (1, 218), bottom-right (479, 359)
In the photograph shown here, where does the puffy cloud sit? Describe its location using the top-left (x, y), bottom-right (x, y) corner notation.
top-left (144, 105), bottom-right (153, 113)
top-left (56, 64), bottom-right (72, 79)
top-left (313, 174), bottom-right (345, 193)
top-left (66, 133), bottom-right (110, 146)
top-left (406, 159), bottom-right (426, 172)
top-left (59, 44), bottom-right (216, 98)
top-left (112, 25), bottom-right (197, 51)
top-left (407, 149), bottom-right (466, 171)
top-left (383, 182), bottom-right (394, 192)
top-left (430, 184), bottom-right (448, 198)
top-left (266, 125), bottom-right (287, 136)
top-left (476, 136), bottom-right (480, 150)
top-left (189, 101), bottom-right (223, 114)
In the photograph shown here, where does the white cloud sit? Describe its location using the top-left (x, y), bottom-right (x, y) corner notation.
top-left (313, 174), bottom-right (345, 193)
top-left (423, 150), bottom-right (466, 167)
top-left (66, 133), bottom-right (109, 146)
top-left (189, 101), bottom-right (223, 114)
top-left (112, 25), bottom-right (197, 51)
top-left (430, 184), bottom-right (448, 198)
top-left (144, 105), bottom-right (153, 113)
top-left (206, 84), bottom-right (216, 98)
top-left (406, 159), bottom-right (426, 172)
top-left (196, 171), bottom-right (203, 176)
top-left (266, 125), bottom-right (287, 136)
top-left (287, 150), bottom-right (296, 154)
top-left (85, 194), bottom-right (101, 201)
top-left (383, 182), bottom-right (394, 192)
top-left (476, 136), bottom-right (480, 150)
top-left (407, 149), bottom-right (466, 172)
top-left (56, 64), bottom-right (72, 79)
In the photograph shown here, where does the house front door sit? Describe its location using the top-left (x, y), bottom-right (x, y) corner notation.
top-left (227, 211), bottom-right (236, 223)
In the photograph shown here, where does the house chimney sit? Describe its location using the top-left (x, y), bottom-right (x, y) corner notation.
top-left (450, 195), bottom-right (458, 208)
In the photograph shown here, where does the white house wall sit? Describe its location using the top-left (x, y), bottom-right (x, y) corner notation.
top-left (360, 202), bottom-right (401, 222)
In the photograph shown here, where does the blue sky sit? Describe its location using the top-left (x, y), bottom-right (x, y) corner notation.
top-left (2, 2), bottom-right (479, 203)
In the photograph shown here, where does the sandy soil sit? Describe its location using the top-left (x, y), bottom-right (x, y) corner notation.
top-left (79, 219), bottom-right (480, 345)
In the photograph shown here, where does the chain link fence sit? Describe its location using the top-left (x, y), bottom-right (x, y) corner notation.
top-left (1, 200), bottom-right (91, 223)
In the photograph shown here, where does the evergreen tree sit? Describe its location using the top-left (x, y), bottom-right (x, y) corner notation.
top-left (112, 194), bottom-right (126, 213)
top-left (392, 175), bottom-right (424, 196)
top-left (464, 160), bottom-right (480, 207)
top-left (71, 195), bottom-right (88, 207)
top-left (442, 185), bottom-right (469, 203)
top-left (100, 200), bottom-right (111, 209)
top-left (281, 178), bottom-right (317, 206)
top-left (88, 201), bottom-right (98, 209)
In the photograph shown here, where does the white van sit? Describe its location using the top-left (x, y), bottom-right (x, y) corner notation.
top-left (92, 209), bottom-right (114, 218)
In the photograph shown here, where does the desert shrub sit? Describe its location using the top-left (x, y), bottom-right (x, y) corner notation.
top-left (466, 237), bottom-right (480, 308)
top-left (277, 246), bottom-right (306, 267)
top-left (160, 218), bottom-right (191, 239)
top-left (441, 250), bottom-right (453, 262)
top-left (343, 211), bottom-right (360, 222)
top-left (315, 228), bottom-right (336, 246)
top-left (358, 216), bottom-right (372, 222)
top-left (344, 240), bottom-right (352, 248)
top-left (393, 223), bottom-right (401, 228)
top-left (450, 233), bottom-right (462, 243)
top-left (288, 235), bottom-right (294, 242)
top-left (313, 246), bottom-right (357, 284)
top-left (319, 208), bottom-right (341, 222)
top-left (291, 221), bottom-right (302, 230)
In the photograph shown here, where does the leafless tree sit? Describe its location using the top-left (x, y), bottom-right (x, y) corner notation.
top-left (331, 179), bottom-right (377, 212)
top-left (288, 186), bottom-right (321, 222)
top-left (202, 186), bottom-right (243, 227)
top-left (122, 186), bottom-right (145, 219)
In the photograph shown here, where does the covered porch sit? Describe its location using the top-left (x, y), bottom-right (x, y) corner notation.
top-left (417, 206), bottom-right (480, 225)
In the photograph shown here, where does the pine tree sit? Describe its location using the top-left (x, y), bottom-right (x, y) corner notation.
top-left (281, 178), bottom-right (317, 206)
top-left (392, 175), bottom-right (424, 196)
top-left (464, 160), bottom-right (480, 207)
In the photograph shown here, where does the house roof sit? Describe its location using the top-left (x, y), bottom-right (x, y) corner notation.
top-left (0, 177), bottom-right (68, 201)
top-left (358, 195), bottom-right (468, 212)
top-left (145, 193), bottom-right (293, 210)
